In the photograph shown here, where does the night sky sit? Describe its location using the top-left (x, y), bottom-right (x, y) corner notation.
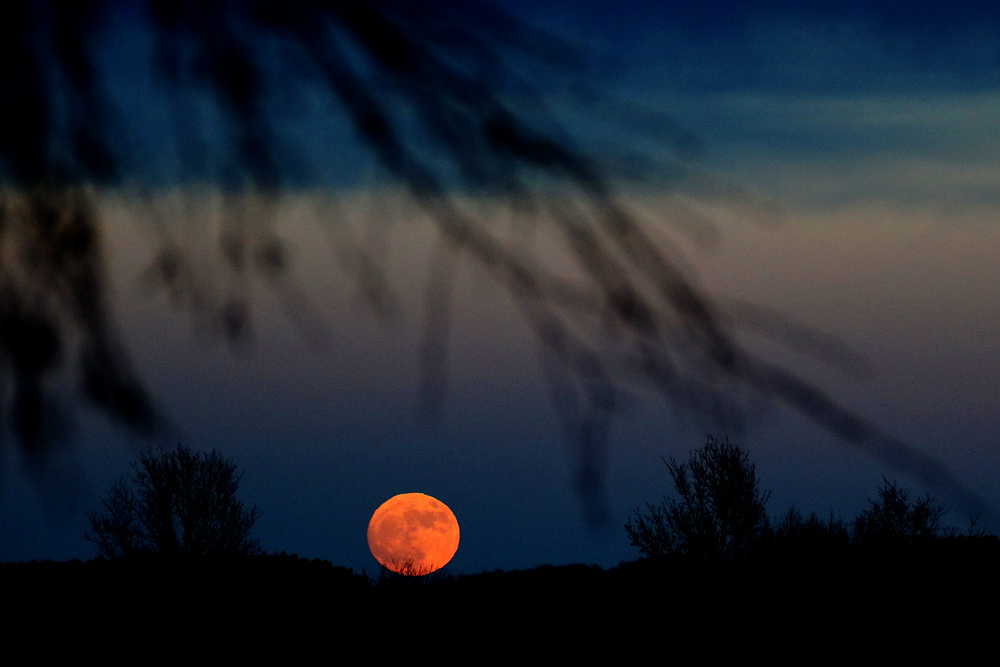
top-left (2, 1), bottom-right (999, 574)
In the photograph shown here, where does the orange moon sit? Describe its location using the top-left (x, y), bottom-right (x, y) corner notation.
top-left (367, 493), bottom-right (460, 575)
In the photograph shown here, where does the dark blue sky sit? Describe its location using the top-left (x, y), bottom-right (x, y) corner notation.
top-left (1, 1), bottom-right (999, 573)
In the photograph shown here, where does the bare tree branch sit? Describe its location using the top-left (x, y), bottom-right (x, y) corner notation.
top-left (83, 446), bottom-right (261, 558)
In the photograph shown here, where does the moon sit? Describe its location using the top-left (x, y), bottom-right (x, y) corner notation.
top-left (367, 492), bottom-right (460, 575)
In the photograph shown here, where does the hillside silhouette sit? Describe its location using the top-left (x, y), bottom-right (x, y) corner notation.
top-left (6, 537), bottom-right (998, 645)
top-left (15, 442), bottom-right (993, 642)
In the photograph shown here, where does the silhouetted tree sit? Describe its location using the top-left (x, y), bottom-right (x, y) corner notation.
top-left (852, 476), bottom-right (947, 547)
top-left (626, 435), bottom-right (770, 559)
top-left (84, 446), bottom-right (261, 558)
top-left (772, 507), bottom-right (850, 554)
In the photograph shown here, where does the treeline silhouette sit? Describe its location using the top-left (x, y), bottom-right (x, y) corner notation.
top-left (627, 435), bottom-right (990, 565)
top-left (13, 441), bottom-right (1000, 640)
top-left (6, 536), bottom-right (999, 644)
top-left (52, 438), bottom-right (997, 608)
top-left (36, 437), bottom-right (990, 640)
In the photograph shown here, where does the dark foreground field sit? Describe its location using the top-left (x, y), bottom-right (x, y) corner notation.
top-left (6, 537), bottom-right (998, 650)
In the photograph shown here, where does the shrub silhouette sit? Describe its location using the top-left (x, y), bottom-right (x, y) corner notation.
top-left (853, 476), bottom-right (947, 547)
top-left (772, 507), bottom-right (850, 554)
top-left (84, 446), bottom-right (261, 558)
top-left (626, 435), bottom-right (770, 560)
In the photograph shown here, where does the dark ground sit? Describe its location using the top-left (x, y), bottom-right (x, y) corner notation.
top-left (5, 537), bottom-right (997, 651)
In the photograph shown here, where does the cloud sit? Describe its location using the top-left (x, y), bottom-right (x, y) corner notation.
top-left (649, 90), bottom-right (1000, 210)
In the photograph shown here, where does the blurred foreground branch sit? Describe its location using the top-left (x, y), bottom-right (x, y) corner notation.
top-left (0, 1), bottom-right (990, 524)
